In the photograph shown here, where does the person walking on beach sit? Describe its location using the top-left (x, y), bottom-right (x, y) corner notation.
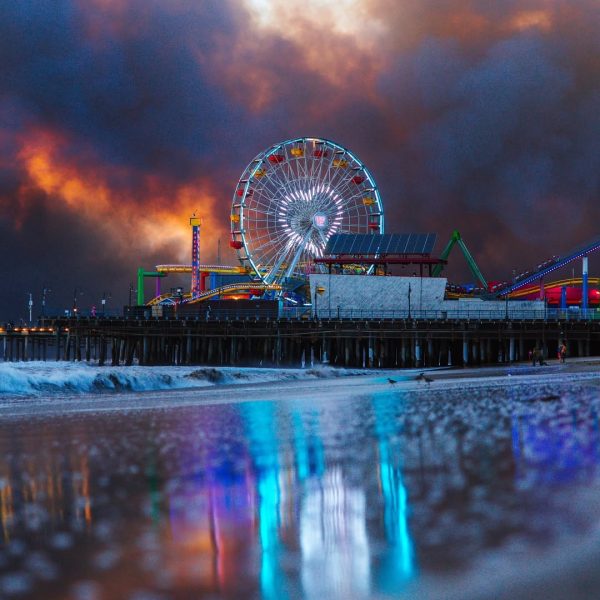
top-left (559, 342), bottom-right (567, 364)
top-left (531, 347), bottom-right (538, 366)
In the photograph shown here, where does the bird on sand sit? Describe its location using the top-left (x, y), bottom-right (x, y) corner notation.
top-left (538, 394), bottom-right (560, 402)
top-left (415, 372), bottom-right (433, 383)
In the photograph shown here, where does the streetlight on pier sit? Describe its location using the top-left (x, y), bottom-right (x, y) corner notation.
top-left (73, 288), bottom-right (84, 316)
top-left (28, 293), bottom-right (33, 324)
top-left (101, 291), bottom-right (111, 316)
top-left (41, 286), bottom-right (51, 318)
top-left (408, 282), bottom-right (412, 319)
top-left (128, 283), bottom-right (136, 307)
top-left (314, 285), bottom-right (325, 319)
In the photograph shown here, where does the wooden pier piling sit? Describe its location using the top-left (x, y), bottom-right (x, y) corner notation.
top-left (1, 316), bottom-right (599, 368)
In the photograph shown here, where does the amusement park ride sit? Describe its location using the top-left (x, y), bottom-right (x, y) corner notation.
top-left (136, 137), bottom-right (600, 311)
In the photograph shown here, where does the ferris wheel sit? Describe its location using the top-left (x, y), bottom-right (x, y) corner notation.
top-left (230, 137), bottom-right (384, 284)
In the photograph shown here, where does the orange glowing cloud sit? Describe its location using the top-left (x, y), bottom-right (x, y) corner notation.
top-left (193, 0), bottom-right (385, 115)
top-left (244, 0), bottom-right (385, 51)
top-left (205, 33), bottom-right (382, 114)
top-left (363, 1), bottom-right (563, 57)
top-left (15, 129), bottom-right (229, 266)
top-left (509, 10), bottom-right (553, 32)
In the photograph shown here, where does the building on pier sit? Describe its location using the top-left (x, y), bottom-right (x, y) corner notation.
top-left (310, 233), bottom-right (545, 320)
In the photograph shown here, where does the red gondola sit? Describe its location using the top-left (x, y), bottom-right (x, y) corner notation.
top-left (314, 150), bottom-right (329, 158)
top-left (236, 188), bottom-right (253, 197)
top-left (248, 288), bottom-right (263, 296)
top-left (351, 175), bottom-right (365, 184)
top-left (268, 154), bottom-right (285, 164)
top-left (229, 240), bottom-right (243, 250)
top-left (368, 223), bottom-right (379, 230)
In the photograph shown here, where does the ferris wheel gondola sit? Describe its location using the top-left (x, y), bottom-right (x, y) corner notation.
top-left (230, 137), bottom-right (384, 285)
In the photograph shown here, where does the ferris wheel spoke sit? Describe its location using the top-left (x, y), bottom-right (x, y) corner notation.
top-left (284, 239), bottom-right (311, 281)
top-left (245, 197), bottom-right (280, 218)
top-left (275, 157), bottom-right (300, 195)
top-left (330, 155), bottom-right (362, 191)
top-left (264, 240), bottom-right (298, 284)
top-left (243, 200), bottom-right (272, 218)
top-left (251, 177), bottom-right (281, 204)
top-left (256, 189), bottom-right (284, 213)
top-left (247, 231), bottom-right (291, 257)
top-left (246, 231), bottom-right (289, 253)
top-left (270, 162), bottom-right (303, 200)
top-left (248, 226), bottom-right (289, 246)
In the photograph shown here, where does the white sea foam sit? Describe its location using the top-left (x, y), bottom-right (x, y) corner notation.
top-left (0, 361), bottom-right (366, 397)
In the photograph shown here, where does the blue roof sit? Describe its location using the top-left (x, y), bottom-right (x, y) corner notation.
top-left (324, 233), bottom-right (436, 256)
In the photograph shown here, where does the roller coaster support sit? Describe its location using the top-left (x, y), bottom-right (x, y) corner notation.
top-left (137, 268), bottom-right (167, 306)
top-left (432, 230), bottom-right (488, 289)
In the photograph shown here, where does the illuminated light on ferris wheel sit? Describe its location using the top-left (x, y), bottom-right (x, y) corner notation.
top-left (230, 137), bottom-right (384, 284)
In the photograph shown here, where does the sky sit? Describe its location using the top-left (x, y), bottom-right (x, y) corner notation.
top-left (1, 0), bottom-right (599, 320)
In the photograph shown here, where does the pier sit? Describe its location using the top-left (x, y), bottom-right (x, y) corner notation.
top-left (2, 313), bottom-right (599, 368)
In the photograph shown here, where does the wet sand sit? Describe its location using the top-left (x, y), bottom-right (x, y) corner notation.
top-left (0, 358), bottom-right (600, 599)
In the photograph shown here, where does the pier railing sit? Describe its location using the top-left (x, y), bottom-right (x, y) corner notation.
top-left (286, 307), bottom-right (600, 321)
top-left (71, 307), bottom-right (598, 321)
top-left (3, 308), bottom-right (599, 329)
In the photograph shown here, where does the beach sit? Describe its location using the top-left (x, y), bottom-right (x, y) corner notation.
top-left (1, 360), bottom-right (600, 599)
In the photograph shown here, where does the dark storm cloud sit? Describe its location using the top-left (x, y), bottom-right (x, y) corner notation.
top-left (0, 191), bottom-right (188, 321)
top-left (404, 35), bottom-right (575, 203)
top-left (373, 3), bottom-right (600, 275)
top-left (0, 0), bottom-right (247, 178)
top-left (0, 0), bottom-right (599, 319)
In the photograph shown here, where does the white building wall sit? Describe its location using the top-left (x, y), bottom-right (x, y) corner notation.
top-left (309, 275), bottom-right (446, 317)
top-left (308, 275), bottom-right (546, 318)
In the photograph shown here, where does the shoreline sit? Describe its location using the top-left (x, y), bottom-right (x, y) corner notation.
top-left (1, 357), bottom-right (599, 419)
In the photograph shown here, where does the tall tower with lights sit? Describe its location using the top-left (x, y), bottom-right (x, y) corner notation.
top-left (190, 215), bottom-right (201, 297)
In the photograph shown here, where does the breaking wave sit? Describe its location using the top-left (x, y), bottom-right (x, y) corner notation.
top-left (0, 362), bottom-right (361, 397)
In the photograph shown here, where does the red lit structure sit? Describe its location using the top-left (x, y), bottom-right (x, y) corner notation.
top-left (509, 278), bottom-right (600, 306)
top-left (190, 216), bottom-right (201, 296)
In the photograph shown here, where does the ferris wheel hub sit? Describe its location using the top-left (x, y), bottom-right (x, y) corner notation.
top-left (313, 213), bottom-right (328, 229)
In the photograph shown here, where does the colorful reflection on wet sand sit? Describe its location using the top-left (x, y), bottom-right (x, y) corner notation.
top-left (1, 379), bottom-right (600, 598)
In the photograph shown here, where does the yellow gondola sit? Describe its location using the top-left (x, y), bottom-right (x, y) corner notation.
top-left (254, 168), bottom-right (267, 178)
top-left (230, 214), bottom-right (240, 223)
top-left (362, 197), bottom-right (376, 206)
top-left (333, 159), bottom-right (348, 168)
top-left (291, 148), bottom-right (304, 157)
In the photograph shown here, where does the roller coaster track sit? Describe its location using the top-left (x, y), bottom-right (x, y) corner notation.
top-left (146, 292), bottom-right (192, 306)
top-left (155, 264), bottom-right (250, 274)
top-left (497, 235), bottom-right (600, 296)
top-left (146, 283), bottom-right (282, 306)
top-left (183, 282), bottom-right (282, 304)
